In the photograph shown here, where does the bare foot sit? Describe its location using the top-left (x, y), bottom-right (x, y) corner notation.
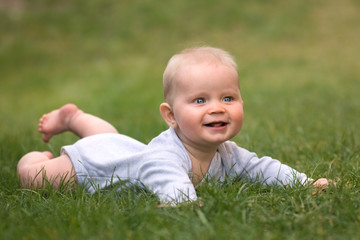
top-left (39, 104), bottom-right (83, 142)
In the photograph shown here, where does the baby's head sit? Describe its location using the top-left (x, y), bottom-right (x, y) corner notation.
top-left (163, 46), bottom-right (239, 105)
top-left (160, 46), bottom-right (244, 147)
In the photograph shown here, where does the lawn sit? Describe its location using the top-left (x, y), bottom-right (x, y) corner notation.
top-left (1, 0), bottom-right (359, 239)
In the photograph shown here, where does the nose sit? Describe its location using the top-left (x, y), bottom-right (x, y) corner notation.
top-left (208, 100), bottom-right (225, 114)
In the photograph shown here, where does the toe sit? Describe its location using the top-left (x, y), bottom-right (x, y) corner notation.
top-left (43, 151), bottom-right (54, 159)
top-left (42, 134), bottom-right (51, 143)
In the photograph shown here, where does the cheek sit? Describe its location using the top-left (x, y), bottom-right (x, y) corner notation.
top-left (174, 108), bottom-right (199, 129)
top-left (233, 108), bottom-right (244, 127)
top-left (173, 109), bottom-right (187, 127)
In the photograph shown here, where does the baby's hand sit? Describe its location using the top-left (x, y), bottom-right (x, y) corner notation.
top-left (312, 178), bottom-right (336, 194)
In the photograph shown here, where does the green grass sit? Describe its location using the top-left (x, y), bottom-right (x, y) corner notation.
top-left (1, 0), bottom-right (360, 239)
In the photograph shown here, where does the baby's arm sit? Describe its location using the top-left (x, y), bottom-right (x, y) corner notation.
top-left (222, 142), bottom-right (334, 187)
top-left (39, 104), bottom-right (118, 142)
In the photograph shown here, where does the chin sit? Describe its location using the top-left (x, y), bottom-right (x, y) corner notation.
top-left (207, 138), bottom-right (229, 145)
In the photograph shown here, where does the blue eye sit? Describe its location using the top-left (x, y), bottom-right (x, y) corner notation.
top-left (194, 98), bottom-right (205, 104)
top-left (223, 96), bottom-right (233, 102)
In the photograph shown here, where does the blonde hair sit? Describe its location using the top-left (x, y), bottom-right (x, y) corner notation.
top-left (163, 46), bottom-right (238, 103)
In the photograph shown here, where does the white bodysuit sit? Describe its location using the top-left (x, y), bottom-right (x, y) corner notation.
top-left (62, 128), bottom-right (309, 204)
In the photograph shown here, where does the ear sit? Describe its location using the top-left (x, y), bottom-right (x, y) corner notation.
top-left (160, 103), bottom-right (177, 128)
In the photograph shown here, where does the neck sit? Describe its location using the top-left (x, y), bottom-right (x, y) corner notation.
top-left (182, 143), bottom-right (219, 186)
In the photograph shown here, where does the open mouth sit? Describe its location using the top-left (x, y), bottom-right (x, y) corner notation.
top-left (204, 122), bottom-right (228, 128)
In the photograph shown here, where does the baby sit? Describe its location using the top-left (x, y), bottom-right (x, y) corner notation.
top-left (17, 47), bottom-right (332, 205)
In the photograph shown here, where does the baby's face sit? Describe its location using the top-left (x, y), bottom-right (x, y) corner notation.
top-left (170, 63), bottom-right (244, 148)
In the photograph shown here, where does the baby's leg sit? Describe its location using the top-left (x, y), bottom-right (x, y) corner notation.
top-left (17, 151), bottom-right (76, 189)
top-left (39, 103), bottom-right (118, 142)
